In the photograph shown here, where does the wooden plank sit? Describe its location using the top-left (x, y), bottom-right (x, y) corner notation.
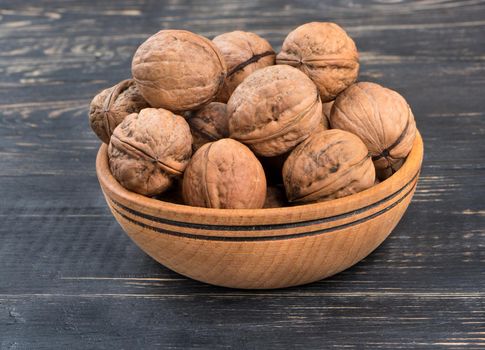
top-left (1, 294), bottom-right (484, 349)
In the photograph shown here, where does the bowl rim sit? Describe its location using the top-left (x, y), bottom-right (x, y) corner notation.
top-left (97, 131), bottom-right (423, 221)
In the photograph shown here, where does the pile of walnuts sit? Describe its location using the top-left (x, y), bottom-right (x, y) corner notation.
top-left (89, 22), bottom-right (417, 209)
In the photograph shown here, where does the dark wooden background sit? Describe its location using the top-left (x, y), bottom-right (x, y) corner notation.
top-left (0, 0), bottom-right (484, 349)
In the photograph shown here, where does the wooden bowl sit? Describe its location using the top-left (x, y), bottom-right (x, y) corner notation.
top-left (96, 131), bottom-right (424, 289)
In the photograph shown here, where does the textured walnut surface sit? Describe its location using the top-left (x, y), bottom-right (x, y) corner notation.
top-left (283, 129), bottom-right (375, 203)
top-left (276, 22), bottom-right (359, 102)
top-left (263, 185), bottom-right (288, 208)
top-left (182, 138), bottom-right (266, 209)
top-left (187, 102), bottom-right (229, 151)
top-left (376, 158), bottom-right (404, 182)
top-left (132, 30), bottom-right (226, 111)
top-left (213, 31), bottom-right (275, 102)
top-left (228, 64), bottom-right (323, 157)
top-left (322, 100), bottom-right (334, 128)
top-left (89, 79), bottom-right (149, 144)
top-left (108, 108), bottom-right (192, 196)
top-left (330, 82), bottom-right (417, 170)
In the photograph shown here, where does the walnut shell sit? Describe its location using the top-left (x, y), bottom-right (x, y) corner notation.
top-left (108, 108), bottom-right (192, 196)
top-left (263, 185), bottom-right (288, 208)
top-left (187, 102), bottom-right (229, 151)
top-left (330, 82), bottom-right (417, 170)
top-left (376, 158), bottom-right (404, 182)
top-left (322, 100), bottom-right (334, 128)
top-left (89, 79), bottom-right (149, 144)
top-left (283, 129), bottom-right (375, 203)
top-left (182, 139), bottom-right (266, 209)
top-left (213, 31), bottom-right (275, 102)
top-left (228, 65), bottom-right (324, 157)
top-left (132, 30), bottom-right (227, 111)
top-left (276, 22), bottom-right (359, 102)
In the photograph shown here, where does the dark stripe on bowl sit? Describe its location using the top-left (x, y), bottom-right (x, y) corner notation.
top-left (111, 182), bottom-right (417, 242)
top-left (110, 171), bottom-right (420, 232)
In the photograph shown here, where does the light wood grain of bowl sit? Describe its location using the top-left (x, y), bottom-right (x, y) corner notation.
top-left (96, 131), bottom-right (424, 289)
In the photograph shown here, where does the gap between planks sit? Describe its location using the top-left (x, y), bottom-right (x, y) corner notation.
top-left (60, 277), bottom-right (186, 281)
top-left (2, 292), bottom-right (485, 299)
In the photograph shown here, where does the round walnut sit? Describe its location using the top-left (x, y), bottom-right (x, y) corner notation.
top-left (283, 129), bottom-right (375, 203)
top-left (276, 22), bottom-right (359, 102)
top-left (212, 31), bottom-right (275, 102)
top-left (89, 79), bottom-right (149, 144)
top-left (228, 65), bottom-right (323, 157)
top-left (187, 102), bottom-right (229, 151)
top-left (182, 139), bottom-right (266, 209)
top-left (330, 82), bottom-right (417, 170)
top-left (108, 108), bottom-right (192, 196)
top-left (132, 30), bottom-right (227, 111)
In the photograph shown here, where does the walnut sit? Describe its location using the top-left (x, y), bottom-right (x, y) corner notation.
top-left (212, 31), bottom-right (275, 102)
top-left (263, 185), bottom-right (288, 208)
top-left (228, 65), bottom-right (324, 157)
top-left (376, 159), bottom-right (404, 182)
top-left (187, 102), bottom-right (229, 151)
top-left (276, 22), bottom-right (359, 102)
top-left (108, 108), bottom-right (192, 196)
top-left (322, 101), bottom-right (334, 128)
top-left (310, 101), bottom-right (332, 134)
top-left (89, 79), bottom-right (149, 144)
top-left (330, 82), bottom-right (417, 170)
top-left (182, 139), bottom-right (266, 209)
top-left (283, 129), bottom-right (375, 203)
top-left (132, 30), bottom-right (227, 111)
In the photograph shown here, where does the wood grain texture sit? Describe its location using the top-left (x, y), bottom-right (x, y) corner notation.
top-left (0, 0), bottom-right (484, 348)
top-left (96, 134), bottom-right (422, 288)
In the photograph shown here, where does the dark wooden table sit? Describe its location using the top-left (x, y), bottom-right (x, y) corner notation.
top-left (1, 1), bottom-right (484, 349)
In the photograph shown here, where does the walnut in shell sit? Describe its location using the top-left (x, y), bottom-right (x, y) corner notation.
top-left (283, 129), bottom-right (375, 203)
top-left (132, 30), bottom-right (227, 111)
top-left (108, 108), bottom-right (192, 196)
top-left (89, 79), bottom-right (149, 144)
top-left (276, 22), bottom-right (359, 102)
top-left (330, 82), bottom-right (417, 170)
top-left (228, 65), bottom-right (324, 157)
top-left (182, 139), bottom-right (266, 209)
top-left (212, 31), bottom-right (275, 102)
top-left (376, 158), bottom-right (404, 182)
top-left (263, 185), bottom-right (288, 208)
top-left (322, 100), bottom-right (334, 128)
top-left (187, 102), bottom-right (229, 151)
